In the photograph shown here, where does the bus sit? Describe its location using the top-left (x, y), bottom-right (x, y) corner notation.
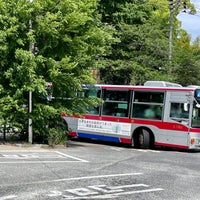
top-left (62, 81), bottom-right (200, 150)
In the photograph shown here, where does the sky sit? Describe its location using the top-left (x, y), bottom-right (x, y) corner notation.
top-left (177, 0), bottom-right (200, 41)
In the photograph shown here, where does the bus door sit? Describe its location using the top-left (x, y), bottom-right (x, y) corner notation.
top-left (166, 102), bottom-right (190, 147)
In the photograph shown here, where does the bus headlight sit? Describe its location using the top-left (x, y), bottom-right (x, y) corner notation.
top-left (191, 138), bottom-right (200, 145)
top-left (191, 138), bottom-right (195, 144)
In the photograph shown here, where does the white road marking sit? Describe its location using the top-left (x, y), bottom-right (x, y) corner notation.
top-left (0, 161), bottom-right (87, 164)
top-left (110, 184), bottom-right (148, 189)
top-left (0, 149), bottom-right (49, 152)
top-left (2, 173), bottom-right (143, 188)
top-left (62, 188), bottom-right (164, 199)
top-left (108, 147), bottom-right (161, 153)
top-left (30, 172), bottom-right (143, 185)
top-left (0, 196), bottom-right (17, 200)
top-left (87, 184), bottom-right (148, 194)
top-left (1, 174), bottom-right (164, 199)
top-left (58, 184), bottom-right (164, 199)
top-left (132, 149), bottom-right (161, 153)
top-left (55, 151), bottom-right (88, 162)
top-left (0, 151), bottom-right (89, 163)
top-left (109, 147), bottom-right (124, 151)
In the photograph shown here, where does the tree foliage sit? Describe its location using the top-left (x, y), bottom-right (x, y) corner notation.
top-left (99, 0), bottom-right (200, 85)
top-left (98, 0), bottom-right (172, 85)
top-left (0, 0), bottom-right (115, 142)
top-left (173, 33), bottom-right (200, 86)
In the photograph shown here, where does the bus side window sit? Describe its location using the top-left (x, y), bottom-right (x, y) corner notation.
top-left (102, 102), bottom-right (117, 116)
top-left (102, 90), bottom-right (129, 117)
top-left (132, 91), bottom-right (164, 120)
top-left (132, 104), bottom-right (162, 120)
top-left (144, 105), bottom-right (156, 119)
top-left (102, 102), bottom-right (128, 117)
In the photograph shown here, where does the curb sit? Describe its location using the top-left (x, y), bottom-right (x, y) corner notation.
top-left (0, 143), bottom-right (67, 150)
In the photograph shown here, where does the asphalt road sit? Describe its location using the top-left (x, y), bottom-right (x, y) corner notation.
top-left (0, 140), bottom-right (199, 200)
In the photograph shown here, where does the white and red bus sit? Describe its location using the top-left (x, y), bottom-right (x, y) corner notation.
top-left (62, 81), bottom-right (200, 150)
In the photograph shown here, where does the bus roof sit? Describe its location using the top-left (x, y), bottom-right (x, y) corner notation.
top-left (82, 84), bottom-right (197, 92)
top-left (82, 81), bottom-right (200, 92)
top-left (144, 81), bottom-right (182, 87)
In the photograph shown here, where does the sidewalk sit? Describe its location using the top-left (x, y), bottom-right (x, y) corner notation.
top-left (0, 143), bottom-right (47, 150)
top-left (0, 141), bottom-right (69, 150)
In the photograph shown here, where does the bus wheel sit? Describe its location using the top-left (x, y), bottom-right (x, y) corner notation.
top-left (134, 129), bottom-right (150, 149)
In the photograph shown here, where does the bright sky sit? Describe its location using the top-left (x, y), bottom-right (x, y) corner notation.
top-left (177, 0), bottom-right (200, 41)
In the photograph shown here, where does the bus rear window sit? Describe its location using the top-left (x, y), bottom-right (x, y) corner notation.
top-left (85, 90), bottom-right (100, 98)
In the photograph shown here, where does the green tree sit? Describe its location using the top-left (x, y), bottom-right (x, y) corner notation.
top-left (0, 0), bottom-right (115, 142)
top-left (98, 0), bottom-right (172, 85)
top-left (98, 0), bottom-right (198, 85)
top-left (173, 33), bottom-right (200, 86)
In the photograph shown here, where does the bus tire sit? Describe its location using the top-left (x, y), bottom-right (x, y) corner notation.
top-left (133, 128), bottom-right (151, 149)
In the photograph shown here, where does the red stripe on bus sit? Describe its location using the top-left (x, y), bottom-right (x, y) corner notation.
top-left (61, 113), bottom-right (67, 117)
top-left (190, 128), bottom-right (200, 133)
top-left (83, 115), bottom-right (189, 132)
top-left (133, 119), bottom-right (189, 131)
top-left (120, 138), bottom-right (132, 144)
top-left (68, 132), bottom-right (77, 137)
top-left (62, 113), bottom-right (82, 118)
top-left (155, 142), bottom-right (189, 149)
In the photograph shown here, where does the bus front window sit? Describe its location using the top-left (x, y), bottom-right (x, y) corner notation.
top-left (169, 102), bottom-right (189, 124)
top-left (192, 89), bottom-right (200, 127)
top-left (192, 106), bottom-right (200, 128)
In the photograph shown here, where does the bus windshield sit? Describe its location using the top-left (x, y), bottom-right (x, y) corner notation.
top-left (192, 89), bottom-right (200, 127)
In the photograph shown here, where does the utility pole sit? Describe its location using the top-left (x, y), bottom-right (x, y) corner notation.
top-left (28, 0), bottom-right (33, 143)
top-left (169, 0), bottom-right (174, 62)
top-left (28, 90), bottom-right (32, 143)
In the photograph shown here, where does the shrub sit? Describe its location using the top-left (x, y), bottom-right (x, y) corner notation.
top-left (48, 127), bottom-right (67, 148)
